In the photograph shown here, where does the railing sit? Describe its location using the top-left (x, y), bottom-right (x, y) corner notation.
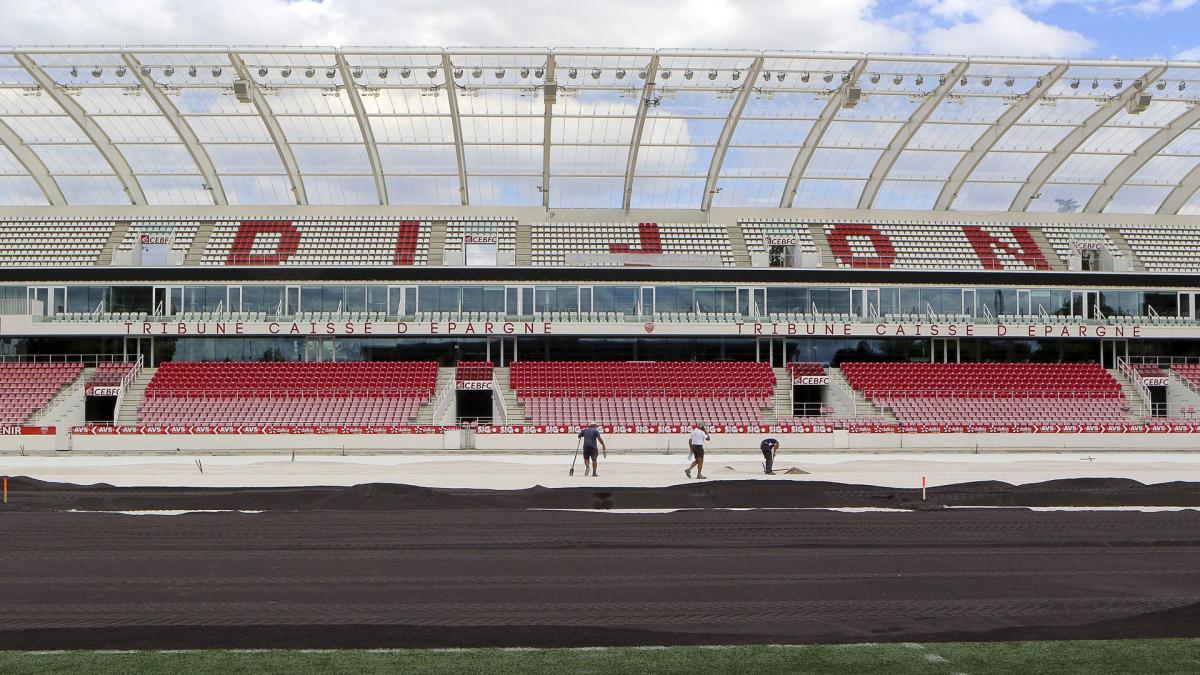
top-left (492, 372), bottom-right (508, 425)
top-left (826, 368), bottom-right (860, 417)
top-left (853, 388), bottom-right (1126, 401)
top-left (431, 378), bottom-right (455, 425)
top-left (142, 387), bottom-right (436, 400)
top-left (0, 353), bottom-right (131, 366)
top-left (1116, 356), bottom-right (1154, 414)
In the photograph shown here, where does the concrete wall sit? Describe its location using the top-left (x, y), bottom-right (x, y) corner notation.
top-left (67, 430), bottom-right (461, 453)
top-left (18, 429), bottom-right (1200, 454)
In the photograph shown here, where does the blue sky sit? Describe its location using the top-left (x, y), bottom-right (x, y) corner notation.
top-left (0, 1), bottom-right (1196, 60)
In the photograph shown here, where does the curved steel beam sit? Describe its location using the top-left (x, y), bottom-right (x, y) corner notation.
top-left (779, 59), bottom-right (869, 208)
top-left (123, 52), bottom-right (225, 206)
top-left (228, 53), bottom-right (307, 205)
top-left (0, 116), bottom-right (65, 205)
top-left (622, 55), bottom-right (660, 211)
top-left (336, 53), bottom-right (386, 205)
top-left (933, 64), bottom-right (1068, 211)
top-left (1084, 104), bottom-right (1200, 213)
top-left (858, 61), bottom-right (967, 208)
top-left (701, 56), bottom-right (763, 212)
top-left (441, 52), bottom-right (469, 206)
top-left (15, 52), bottom-right (145, 205)
top-left (1159, 162), bottom-right (1200, 215)
top-left (1011, 66), bottom-right (1167, 212)
top-left (541, 54), bottom-right (555, 208)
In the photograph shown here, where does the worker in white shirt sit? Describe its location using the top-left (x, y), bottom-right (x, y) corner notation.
top-left (685, 423), bottom-right (710, 479)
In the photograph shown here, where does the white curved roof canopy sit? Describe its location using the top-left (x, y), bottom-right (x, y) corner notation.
top-left (0, 46), bottom-right (1198, 215)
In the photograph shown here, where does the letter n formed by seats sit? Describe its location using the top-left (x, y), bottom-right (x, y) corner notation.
top-left (962, 225), bottom-right (1050, 270)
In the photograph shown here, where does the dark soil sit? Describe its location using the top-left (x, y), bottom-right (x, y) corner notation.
top-left (0, 478), bottom-right (1198, 649)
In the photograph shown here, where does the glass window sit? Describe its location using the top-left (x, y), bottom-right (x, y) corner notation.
top-left (592, 286), bottom-right (638, 314)
top-left (367, 286), bottom-right (387, 313)
top-left (1144, 291), bottom-right (1177, 317)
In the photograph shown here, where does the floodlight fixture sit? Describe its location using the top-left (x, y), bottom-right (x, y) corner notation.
top-left (568, 67), bottom-right (577, 79)
top-left (258, 66), bottom-right (269, 77)
top-left (981, 76), bottom-right (992, 86)
top-left (710, 70), bottom-right (719, 80)
top-left (92, 67), bottom-right (102, 78)
top-left (188, 66), bottom-right (197, 78)
top-left (591, 68), bottom-right (601, 79)
top-left (163, 66), bottom-right (174, 77)
top-left (351, 67), bottom-right (363, 79)
top-left (870, 73), bottom-right (880, 84)
top-left (115, 66), bottom-right (126, 77)
top-left (280, 66), bottom-right (291, 78)
top-left (304, 67), bottom-right (315, 78)
top-left (615, 69), bottom-right (626, 79)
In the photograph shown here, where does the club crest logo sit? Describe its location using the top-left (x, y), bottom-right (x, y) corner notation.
top-left (644, 322), bottom-right (655, 333)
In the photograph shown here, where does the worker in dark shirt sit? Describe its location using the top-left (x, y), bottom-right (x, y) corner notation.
top-left (578, 423), bottom-right (606, 477)
top-left (761, 437), bottom-right (780, 475)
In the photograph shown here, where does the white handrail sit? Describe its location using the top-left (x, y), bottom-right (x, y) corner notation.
top-left (431, 378), bottom-right (455, 425)
top-left (492, 372), bottom-right (508, 424)
top-left (1117, 356), bottom-right (1153, 415)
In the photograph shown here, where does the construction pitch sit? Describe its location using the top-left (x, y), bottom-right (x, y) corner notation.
top-left (0, 477), bottom-right (1199, 649)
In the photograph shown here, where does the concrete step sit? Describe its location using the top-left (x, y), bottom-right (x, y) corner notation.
top-left (809, 223), bottom-right (837, 269)
top-left (727, 223), bottom-right (751, 267)
top-left (98, 222), bottom-right (131, 266)
top-left (1106, 228), bottom-right (1144, 272)
top-left (117, 368), bottom-right (157, 425)
top-left (184, 221), bottom-right (215, 266)
top-left (427, 221), bottom-right (447, 266)
top-left (515, 222), bottom-right (532, 266)
top-left (1030, 226), bottom-right (1066, 271)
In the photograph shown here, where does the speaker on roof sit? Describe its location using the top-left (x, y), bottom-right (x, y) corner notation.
top-left (233, 79), bottom-right (252, 104)
top-left (1126, 92), bottom-right (1151, 115)
top-left (842, 86), bottom-right (862, 109)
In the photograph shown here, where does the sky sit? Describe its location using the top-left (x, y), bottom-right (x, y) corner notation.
top-left (0, 0), bottom-right (1197, 60)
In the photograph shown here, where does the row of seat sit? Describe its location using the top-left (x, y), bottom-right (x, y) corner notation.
top-left (0, 362), bottom-right (83, 423)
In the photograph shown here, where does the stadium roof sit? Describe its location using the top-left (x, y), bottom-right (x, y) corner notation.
top-left (0, 47), bottom-right (1199, 215)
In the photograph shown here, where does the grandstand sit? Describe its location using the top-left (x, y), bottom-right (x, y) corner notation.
top-left (1, 46), bottom-right (1200, 451)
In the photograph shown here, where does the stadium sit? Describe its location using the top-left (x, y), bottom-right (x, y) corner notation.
top-left (1, 44), bottom-right (1200, 672)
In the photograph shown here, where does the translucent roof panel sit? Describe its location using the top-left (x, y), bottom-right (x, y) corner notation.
top-left (885, 150), bottom-right (963, 181)
top-left (1128, 155), bottom-right (1200, 185)
top-left (55, 175), bottom-right (129, 205)
top-left (1179, 188), bottom-right (1200, 216)
top-left (1026, 183), bottom-right (1099, 212)
top-left (629, 176), bottom-right (706, 209)
top-left (221, 175), bottom-right (295, 205)
top-left (550, 176), bottom-right (624, 209)
top-left (792, 178), bottom-right (866, 208)
top-left (1102, 185), bottom-right (1173, 214)
top-left (139, 175), bottom-right (213, 205)
top-left (872, 180), bottom-right (942, 210)
top-left (711, 177), bottom-right (786, 208)
top-left (0, 175), bottom-right (49, 205)
top-left (0, 47), bottom-right (1196, 212)
top-left (950, 182), bottom-right (1023, 211)
top-left (302, 175), bottom-right (378, 205)
top-left (386, 175), bottom-right (460, 206)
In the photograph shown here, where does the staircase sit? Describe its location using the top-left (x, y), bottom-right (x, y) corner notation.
top-left (808, 223), bottom-right (836, 269)
top-left (726, 223), bottom-right (752, 267)
top-left (1029, 226), bottom-right (1066, 271)
top-left (97, 221), bottom-right (131, 266)
top-left (116, 367), bottom-right (156, 425)
top-left (515, 222), bottom-right (532, 266)
top-left (184, 221), bottom-right (215, 266)
top-left (1106, 228), bottom-right (1144, 271)
top-left (828, 367), bottom-right (896, 422)
top-left (771, 367), bottom-right (791, 420)
top-left (493, 368), bottom-right (527, 422)
top-left (30, 367), bottom-right (91, 426)
top-left (427, 220), bottom-right (447, 266)
top-left (1109, 368), bottom-right (1148, 421)
top-left (415, 367), bottom-right (456, 424)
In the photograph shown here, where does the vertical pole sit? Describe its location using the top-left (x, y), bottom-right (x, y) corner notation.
top-left (3, 477), bottom-right (7, 504)
top-left (922, 476), bottom-right (926, 501)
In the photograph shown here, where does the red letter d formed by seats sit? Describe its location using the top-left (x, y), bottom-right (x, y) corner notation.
top-left (226, 220), bottom-right (301, 266)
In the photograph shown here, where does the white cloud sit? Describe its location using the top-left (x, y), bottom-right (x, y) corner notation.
top-left (0, 0), bottom-right (911, 51)
top-left (1176, 45), bottom-right (1200, 60)
top-left (920, 4), bottom-right (1095, 56)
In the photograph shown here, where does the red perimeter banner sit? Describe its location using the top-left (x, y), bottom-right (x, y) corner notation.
top-left (476, 423), bottom-right (1200, 434)
top-left (0, 426), bottom-right (56, 435)
top-left (70, 425), bottom-right (454, 435)
top-left (477, 424), bottom-right (834, 434)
